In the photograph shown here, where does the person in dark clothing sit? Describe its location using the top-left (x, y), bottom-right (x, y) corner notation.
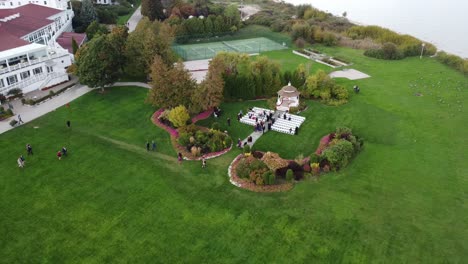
top-left (288, 116), bottom-right (291, 121)
top-left (146, 141), bottom-right (150, 151)
top-left (178, 152), bottom-right (183, 163)
top-left (26, 144), bottom-right (33, 155)
top-left (283, 113), bottom-right (287, 119)
top-left (152, 140), bottom-right (156, 151)
top-left (61, 147), bottom-right (68, 156)
top-left (295, 126), bottom-right (299, 135)
top-left (227, 117), bottom-right (231, 126)
top-left (66, 120), bottom-right (71, 128)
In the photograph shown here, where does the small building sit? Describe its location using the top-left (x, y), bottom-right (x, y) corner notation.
top-left (276, 82), bottom-right (300, 111)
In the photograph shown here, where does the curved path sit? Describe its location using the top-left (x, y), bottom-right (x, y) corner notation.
top-left (0, 82), bottom-right (150, 134)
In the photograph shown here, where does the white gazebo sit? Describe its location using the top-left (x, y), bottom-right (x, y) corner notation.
top-left (276, 82), bottom-right (300, 111)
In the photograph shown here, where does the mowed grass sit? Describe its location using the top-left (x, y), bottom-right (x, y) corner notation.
top-left (0, 47), bottom-right (468, 263)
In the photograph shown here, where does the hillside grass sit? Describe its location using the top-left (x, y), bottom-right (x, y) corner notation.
top-left (0, 44), bottom-right (467, 263)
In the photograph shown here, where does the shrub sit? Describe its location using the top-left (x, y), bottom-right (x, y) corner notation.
top-left (311, 162), bottom-right (320, 175)
top-left (321, 139), bottom-right (354, 170)
top-left (211, 122), bottom-right (220, 131)
top-left (236, 159), bottom-right (250, 179)
top-left (190, 146), bottom-right (201, 157)
top-left (286, 169), bottom-right (294, 182)
top-left (9, 119), bottom-right (18, 127)
top-left (178, 124), bottom-right (198, 134)
top-left (243, 144), bottom-right (251, 154)
top-left (295, 37), bottom-right (306, 48)
top-left (178, 132), bottom-right (191, 147)
top-left (5, 108), bottom-right (13, 116)
top-left (267, 97), bottom-right (277, 110)
top-left (305, 70), bottom-right (348, 105)
top-left (168, 105), bottom-right (190, 128)
top-left (7, 88), bottom-right (21, 96)
top-left (364, 42), bottom-right (404, 60)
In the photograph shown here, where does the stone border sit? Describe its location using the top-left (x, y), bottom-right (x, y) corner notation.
top-left (227, 154), bottom-right (294, 192)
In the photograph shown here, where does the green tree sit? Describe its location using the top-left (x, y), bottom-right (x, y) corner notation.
top-left (203, 16), bottom-right (213, 35)
top-left (168, 105), bottom-right (190, 128)
top-left (108, 25), bottom-right (128, 73)
top-left (71, 37), bottom-right (79, 55)
top-left (74, 35), bottom-right (120, 92)
top-left (141, 0), bottom-right (165, 21)
top-left (125, 18), bottom-right (175, 77)
top-left (146, 55), bottom-right (197, 109)
top-left (223, 4), bottom-right (240, 28)
top-left (213, 15), bottom-right (224, 33)
top-left (80, 0), bottom-right (97, 28)
top-left (86, 21), bottom-right (109, 40)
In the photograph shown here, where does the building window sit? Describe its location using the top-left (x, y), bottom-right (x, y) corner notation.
top-left (33, 67), bottom-right (43, 75)
top-left (7, 75), bottom-right (18, 85)
top-left (46, 66), bottom-right (54, 73)
top-left (44, 0), bottom-right (46, 4)
top-left (0, 79), bottom-right (4, 88)
top-left (10, 2), bottom-right (13, 6)
top-left (18, 1), bottom-right (20, 5)
top-left (20, 71), bottom-right (31, 80)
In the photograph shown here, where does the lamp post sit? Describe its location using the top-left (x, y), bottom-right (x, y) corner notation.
top-left (420, 43), bottom-right (426, 59)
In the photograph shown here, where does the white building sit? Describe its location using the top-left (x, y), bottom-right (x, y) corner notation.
top-left (0, 0), bottom-right (69, 10)
top-left (0, 4), bottom-right (81, 95)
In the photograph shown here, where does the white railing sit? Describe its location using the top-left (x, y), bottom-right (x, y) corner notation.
top-left (0, 52), bottom-right (69, 75)
top-left (0, 72), bottom-right (65, 94)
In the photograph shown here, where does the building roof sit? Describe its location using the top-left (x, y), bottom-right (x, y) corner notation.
top-left (0, 26), bottom-right (29, 52)
top-left (278, 82), bottom-right (300, 97)
top-left (56, 32), bottom-right (86, 54)
top-left (0, 4), bottom-right (62, 52)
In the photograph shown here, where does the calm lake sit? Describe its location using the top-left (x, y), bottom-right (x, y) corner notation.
top-left (284, 0), bottom-right (468, 58)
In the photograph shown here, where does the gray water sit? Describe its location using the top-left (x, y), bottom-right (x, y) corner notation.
top-left (284, 0), bottom-right (468, 58)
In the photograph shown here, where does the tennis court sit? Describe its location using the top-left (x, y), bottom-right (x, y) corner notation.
top-left (173, 37), bottom-right (287, 61)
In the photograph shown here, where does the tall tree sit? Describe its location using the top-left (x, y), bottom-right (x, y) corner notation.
top-left (71, 37), bottom-right (79, 55)
top-left (85, 21), bottom-right (109, 40)
top-left (191, 58), bottom-right (224, 113)
top-left (223, 4), bottom-right (240, 28)
top-left (108, 25), bottom-right (128, 72)
top-left (74, 35), bottom-right (120, 92)
top-left (146, 55), bottom-right (197, 109)
top-left (125, 18), bottom-right (175, 77)
top-left (141, 0), bottom-right (165, 21)
top-left (80, 0), bottom-right (97, 28)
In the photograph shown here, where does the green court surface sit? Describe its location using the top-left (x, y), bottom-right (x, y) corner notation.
top-left (173, 37), bottom-right (287, 61)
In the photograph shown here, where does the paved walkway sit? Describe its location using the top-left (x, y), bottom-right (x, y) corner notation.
top-left (329, 68), bottom-right (370, 80)
top-left (127, 6), bottom-right (142, 32)
top-left (242, 130), bottom-right (264, 148)
top-left (0, 81), bottom-right (150, 134)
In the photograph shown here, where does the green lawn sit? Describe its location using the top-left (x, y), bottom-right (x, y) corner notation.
top-left (1, 46), bottom-right (467, 262)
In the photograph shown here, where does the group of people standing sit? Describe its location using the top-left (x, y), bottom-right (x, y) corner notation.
top-left (16, 121), bottom-right (71, 168)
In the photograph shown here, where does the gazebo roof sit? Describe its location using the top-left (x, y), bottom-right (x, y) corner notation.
top-left (278, 82), bottom-right (300, 97)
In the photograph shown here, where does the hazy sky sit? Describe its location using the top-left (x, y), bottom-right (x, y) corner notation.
top-left (284, 0), bottom-right (468, 57)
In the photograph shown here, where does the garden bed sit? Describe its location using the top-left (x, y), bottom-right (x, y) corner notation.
top-left (228, 154), bottom-right (293, 192)
top-left (152, 108), bottom-right (232, 160)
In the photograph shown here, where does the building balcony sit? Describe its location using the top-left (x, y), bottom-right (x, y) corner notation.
top-left (0, 52), bottom-right (69, 75)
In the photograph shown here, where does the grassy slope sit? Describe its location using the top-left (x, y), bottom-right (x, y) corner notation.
top-left (0, 45), bottom-right (467, 263)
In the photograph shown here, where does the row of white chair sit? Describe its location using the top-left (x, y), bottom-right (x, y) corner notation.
top-left (271, 126), bottom-right (295, 135)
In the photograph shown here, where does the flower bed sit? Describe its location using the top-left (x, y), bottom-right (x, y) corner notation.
top-left (312, 127), bottom-right (364, 173)
top-left (152, 109), bottom-right (179, 137)
top-left (228, 154), bottom-right (293, 192)
top-left (152, 108), bottom-right (231, 160)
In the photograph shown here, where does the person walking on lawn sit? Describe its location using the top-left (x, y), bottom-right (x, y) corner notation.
top-left (202, 157), bottom-right (206, 168)
top-left (227, 117), bottom-right (231, 126)
top-left (152, 140), bottom-right (156, 151)
top-left (57, 151), bottom-right (62, 160)
top-left (146, 141), bottom-right (150, 151)
top-left (26, 144), bottom-right (33, 155)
